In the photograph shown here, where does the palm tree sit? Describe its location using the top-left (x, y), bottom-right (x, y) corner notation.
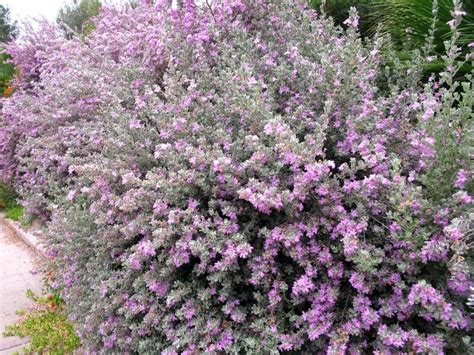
top-left (366, 0), bottom-right (474, 51)
top-left (309, 0), bottom-right (473, 79)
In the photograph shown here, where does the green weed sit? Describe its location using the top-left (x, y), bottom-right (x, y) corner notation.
top-left (3, 290), bottom-right (81, 354)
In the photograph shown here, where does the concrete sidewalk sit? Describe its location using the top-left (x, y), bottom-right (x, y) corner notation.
top-left (0, 220), bottom-right (43, 354)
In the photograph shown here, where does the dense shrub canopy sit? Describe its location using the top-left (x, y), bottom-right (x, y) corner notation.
top-left (1, 0), bottom-right (472, 353)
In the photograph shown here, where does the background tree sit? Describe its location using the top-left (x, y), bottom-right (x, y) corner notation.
top-left (0, 5), bottom-right (17, 96)
top-left (56, 0), bottom-right (101, 38)
top-left (0, 5), bottom-right (18, 43)
top-left (0, 5), bottom-right (18, 213)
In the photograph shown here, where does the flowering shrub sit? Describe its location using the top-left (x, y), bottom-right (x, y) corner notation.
top-left (1, 0), bottom-right (473, 352)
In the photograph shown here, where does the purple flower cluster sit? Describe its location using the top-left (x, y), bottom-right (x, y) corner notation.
top-left (0, 0), bottom-right (472, 353)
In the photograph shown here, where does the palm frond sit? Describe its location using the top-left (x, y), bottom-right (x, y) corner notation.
top-left (366, 0), bottom-right (474, 51)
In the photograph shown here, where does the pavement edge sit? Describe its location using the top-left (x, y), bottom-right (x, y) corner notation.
top-left (0, 215), bottom-right (45, 259)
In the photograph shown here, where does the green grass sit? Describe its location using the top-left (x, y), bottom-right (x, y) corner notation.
top-left (3, 290), bottom-right (81, 354)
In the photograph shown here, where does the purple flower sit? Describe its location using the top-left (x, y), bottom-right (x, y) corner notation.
top-left (454, 169), bottom-right (468, 189)
top-left (292, 275), bottom-right (315, 296)
top-left (149, 281), bottom-right (168, 297)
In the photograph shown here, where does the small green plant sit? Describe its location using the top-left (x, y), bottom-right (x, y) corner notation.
top-left (3, 290), bottom-right (81, 354)
top-left (0, 182), bottom-right (24, 221)
top-left (0, 182), bottom-right (17, 207)
top-left (5, 204), bottom-right (24, 221)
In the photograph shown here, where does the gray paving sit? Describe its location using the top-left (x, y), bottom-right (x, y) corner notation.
top-left (0, 221), bottom-right (43, 353)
